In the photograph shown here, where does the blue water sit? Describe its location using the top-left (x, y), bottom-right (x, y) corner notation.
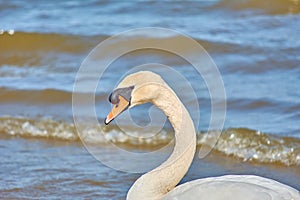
top-left (1, 1), bottom-right (300, 136)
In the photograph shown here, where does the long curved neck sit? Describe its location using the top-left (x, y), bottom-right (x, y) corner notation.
top-left (127, 83), bottom-right (197, 200)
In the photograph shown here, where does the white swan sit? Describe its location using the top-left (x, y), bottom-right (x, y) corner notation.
top-left (105, 71), bottom-right (300, 200)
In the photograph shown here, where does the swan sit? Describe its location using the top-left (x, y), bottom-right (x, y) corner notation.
top-left (104, 71), bottom-right (300, 200)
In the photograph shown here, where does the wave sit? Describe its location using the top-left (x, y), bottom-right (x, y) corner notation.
top-left (198, 128), bottom-right (300, 166)
top-left (0, 31), bottom-right (252, 67)
top-left (0, 88), bottom-right (71, 104)
top-left (214, 0), bottom-right (300, 15)
top-left (0, 32), bottom-right (106, 67)
top-left (0, 88), bottom-right (107, 104)
top-left (0, 31), bottom-right (106, 54)
top-left (1, 87), bottom-right (298, 118)
top-left (1, 117), bottom-right (299, 166)
top-left (1, 31), bottom-right (297, 74)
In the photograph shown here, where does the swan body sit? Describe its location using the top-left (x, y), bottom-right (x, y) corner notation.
top-left (164, 175), bottom-right (299, 200)
top-left (105, 71), bottom-right (300, 200)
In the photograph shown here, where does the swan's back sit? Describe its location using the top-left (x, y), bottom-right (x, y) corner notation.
top-left (163, 175), bottom-right (300, 200)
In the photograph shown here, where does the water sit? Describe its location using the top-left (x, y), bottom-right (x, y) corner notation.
top-left (1, 0), bottom-right (300, 198)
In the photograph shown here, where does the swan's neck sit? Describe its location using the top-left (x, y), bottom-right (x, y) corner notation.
top-left (127, 84), bottom-right (197, 200)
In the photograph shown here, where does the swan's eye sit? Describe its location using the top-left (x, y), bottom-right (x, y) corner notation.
top-left (108, 85), bottom-right (134, 105)
top-left (108, 92), bottom-right (120, 105)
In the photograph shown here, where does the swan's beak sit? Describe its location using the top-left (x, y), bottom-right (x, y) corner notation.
top-left (105, 95), bottom-right (130, 125)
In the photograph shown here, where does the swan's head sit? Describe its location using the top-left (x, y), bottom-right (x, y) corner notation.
top-left (104, 71), bottom-right (164, 125)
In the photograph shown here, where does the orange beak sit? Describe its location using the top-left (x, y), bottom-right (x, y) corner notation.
top-left (105, 95), bottom-right (130, 125)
